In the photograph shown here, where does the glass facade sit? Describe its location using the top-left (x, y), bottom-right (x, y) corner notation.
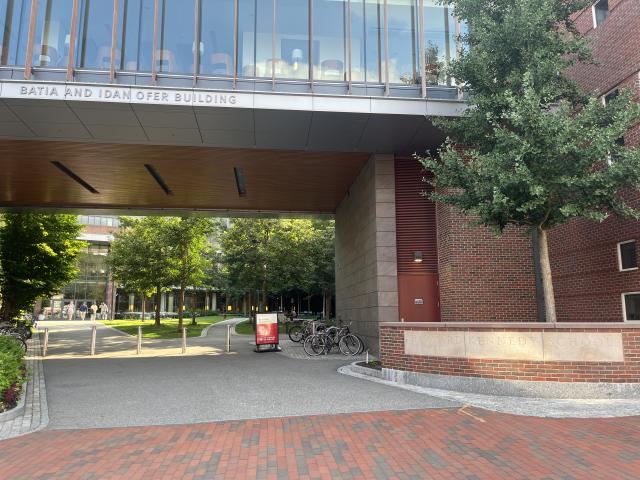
top-left (0, 0), bottom-right (31, 66)
top-left (117, 0), bottom-right (154, 72)
top-left (75, 0), bottom-right (114, 69)
top-left (1, 0), bottom-right (462, 93)
top-left (61, 242), bottom-right (110, 311)
top-left (199, 0), bottom-right (234, 76)
top-left (78, 215), bottom-right (121, 227)
top-left (33, 0), bottom-right (73, 68)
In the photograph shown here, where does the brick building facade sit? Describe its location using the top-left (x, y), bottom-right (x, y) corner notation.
top-left (550, 0), bottom-right (640, 323)
top-left (395, 0), bottom-right (639, 327)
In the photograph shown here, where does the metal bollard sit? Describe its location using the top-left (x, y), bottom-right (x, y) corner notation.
top-left (43, 328), bottom-right (49, 357)
top-left (366, 350), bottom-right (369, 364)
top-left (137, 325), bottom-right (142, 355)
top-left (90, 326), bottom-right (97, 356)
top-left (227, 324), bottom-right (231, 352)
top-left (181, 327), bottom-right (187, 354)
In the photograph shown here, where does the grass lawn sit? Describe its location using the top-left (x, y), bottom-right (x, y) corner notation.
top-left (101, 315), bottom-right (229, 339)
top-left (235, 319), bottom-right (289, 335)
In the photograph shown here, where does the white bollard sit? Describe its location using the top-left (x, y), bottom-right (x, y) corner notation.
top-left (43, 328), bottom-right (49, 357)
top-left (366, 350), bottom-right (369, 364)
top-left (227, 324), bottom-right (231, 352)
top-left (182, 327), bottom-right (187, 354)
top-left (90, 326), bottom-right (97, 356)
top-left (137, 326), bottom-right (142, 354)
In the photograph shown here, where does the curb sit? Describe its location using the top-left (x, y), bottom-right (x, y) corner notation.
top-left (0, 381), bottom-right (27, 422)
top-left (338, 362), bottom-right (640, 419)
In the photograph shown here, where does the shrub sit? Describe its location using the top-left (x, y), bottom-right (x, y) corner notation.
top-left (0, 336), bottom-right (27, 412)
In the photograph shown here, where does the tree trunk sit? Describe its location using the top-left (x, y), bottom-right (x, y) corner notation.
top-left (537, 227), bottom-right (557, 323)
top-left (191, 292), bottom-right (197, 325)
top-left (177, 286), bottom-right (185, 331)
top-left (154, 286), bottom-right (161, 327)
top-left (141, 293), bottom-right (146, 322)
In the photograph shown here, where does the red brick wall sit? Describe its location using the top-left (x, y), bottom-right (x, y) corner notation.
top-left (436, 202), bottom-right (538, 322)
top-left (569, 0), bottom-right (640, 95)
top-left (381, 324), bottom-right (640, 383)
top-left (550, 1), bottom-right (640, 323)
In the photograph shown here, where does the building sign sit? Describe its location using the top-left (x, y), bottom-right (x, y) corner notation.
top-left (255, 313), bottom-right (279, 346)
top-left (0, 82), bottom-right (246, 108)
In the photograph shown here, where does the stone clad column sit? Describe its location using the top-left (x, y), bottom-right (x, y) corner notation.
top-left (211, 292), bottom-right (217, 312)
top-left (335, 154), bottom-right (399, 355)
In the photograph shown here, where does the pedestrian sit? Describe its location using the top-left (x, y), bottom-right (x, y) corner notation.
top-left (66, 302), bottom-right (75, 321)
top-left (99, 302), bottom-right (109, 320)
top-left (90, 302), bottom-right (98, 320)
top-left (78, 302), bottom-right (88, 321)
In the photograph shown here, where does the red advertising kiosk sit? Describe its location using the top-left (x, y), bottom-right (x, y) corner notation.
top-left (255, 313), bottom-right (281, 352)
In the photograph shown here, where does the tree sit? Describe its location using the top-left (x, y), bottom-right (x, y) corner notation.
top-left (420, 0), bottom-right (640, 322)
top-left (167, 217), bottom-right (214, 331)
top-left (107, 217), bottom-right (175, 326)
top-left (0, 213), bottom-right (85, 323)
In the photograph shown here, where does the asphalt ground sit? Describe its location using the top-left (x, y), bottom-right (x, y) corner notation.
top-left (40, 320), bottom-right (458, 430)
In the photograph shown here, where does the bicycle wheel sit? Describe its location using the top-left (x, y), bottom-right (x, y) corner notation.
top-left (353, 334), bottom-right (366, 354)
top-left (7, 334), bottom-right (27, 353)
top-left (303, 334), bottom-right (326, 356)
top-left (339, 334), bottom-right (362, 356)
top-left (288, 325), bottom-right (304, 343)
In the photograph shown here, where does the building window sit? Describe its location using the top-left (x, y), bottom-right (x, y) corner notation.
top-left (32, 0), bottom-right (74, 68)
top-left (593, 0), bottom-right (609, 28)
top-left (618, 240), bottom-right (638, 271)
top-left (623, 293), bottom-right (640, 321)
top-left (75, 0), bottom-right (115, 69)
top-left (0, 0), bottom-right (32, 67)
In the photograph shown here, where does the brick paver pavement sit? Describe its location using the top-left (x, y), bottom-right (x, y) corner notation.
top-left (1, 408), bottom-right (639, 479)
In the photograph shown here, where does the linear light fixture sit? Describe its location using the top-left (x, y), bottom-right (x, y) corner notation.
top-left (51, 161), bottom-right (99, 194)
top-left (144, 164), bottom-right (172, 195)
top-left (234, 167), bottom-right (247, 197)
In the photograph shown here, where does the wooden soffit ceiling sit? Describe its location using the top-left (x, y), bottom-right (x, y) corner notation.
top-left (0, 139), bottom-right (370, 215)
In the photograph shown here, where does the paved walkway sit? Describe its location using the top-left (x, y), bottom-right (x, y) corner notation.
top-left (37, 320), bottom-right (456, 430)
top-left (2, 408), bottom-right (639, 479)
top-left (0, 332), bottom-right (49, 440)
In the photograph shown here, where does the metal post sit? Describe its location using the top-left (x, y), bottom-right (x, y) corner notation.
top-left (366, 350), bottom-right (369, 364)
top-left (43, 328), bottom-right (49, 357)
top-left (90, 326), bottom-right (97, 356)
top-left (137, 325), bottom-right (142, 354)
top-left (227, 324), bottom-right (231, 352)
top-left (182, 327), bottom-right (187, 354)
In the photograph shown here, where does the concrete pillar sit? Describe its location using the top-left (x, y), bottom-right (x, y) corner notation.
top-left (160, 293), bottom-right (166, 312)
top-left (128, 293), bottom-right (135, 312)
top-left (168, 294), bottom-right (174, 312)
top-left (212, 292), bottom-right (217, 312)
top-left (335, 154), bottom-right (399, 355)
top-left (205, 294), bottom-right (210, 311)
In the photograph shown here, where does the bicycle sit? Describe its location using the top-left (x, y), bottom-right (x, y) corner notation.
top-left (288, 319), bottom-right (325, 343)
top-left (303, 323), bottom-right (362, 357)
top-left (0, 331), bottom-right (28, 353)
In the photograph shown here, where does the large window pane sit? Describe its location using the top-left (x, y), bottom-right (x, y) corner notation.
top-left (274, 0), bottom-right (307, 80)
top-left (350, 0), bottom-right (382, 83)
top-left (313, 0), bottom-right (345, 82)
top-left (32, 0), bottom-right (73, 68)
top-left (199, 0), bottom-right (234, 76)
top-left (237, 0), bottom-right (256, 77)
top-left (0, 0), bottom-right (31, 66)
top-left (255, 0), bottom-right (272, 78)
top-left (157, 0), bottom-right (195, 74)
top-left (75, 0), bottom-right (114, 69)
top-left (117, 0), bottom-right (154, 72)
top-left (387, 0), bottom-right (419, 85)
top-left (424, 0), bottom-right (455, 85)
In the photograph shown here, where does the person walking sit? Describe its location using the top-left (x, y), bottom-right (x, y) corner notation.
top-left (99, 302), bottom-right (109, 320)
top-left (66, 302), bottom-right (75, 321)
top-left (78, 302), bottom-right (88, 321)
top-left (90, 302), bottom-right (98, 320)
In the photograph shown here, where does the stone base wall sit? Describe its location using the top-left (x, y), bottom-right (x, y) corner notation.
top-left (380, 323), bottom-right (640, 383)
top-left (335, 155), bottom-right (399, 355)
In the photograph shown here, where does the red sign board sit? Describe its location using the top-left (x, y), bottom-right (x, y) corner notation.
top-left (255, 313), bottom-right (279, 345)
